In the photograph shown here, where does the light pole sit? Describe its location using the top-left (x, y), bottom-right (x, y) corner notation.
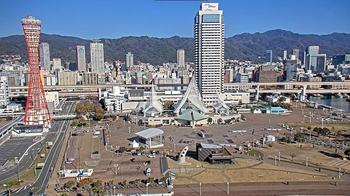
top-left (146, 183), bottom-right (149, 194)
top-left (14, 157), bottom-right (19, 182)
top-left (199, 182), bottom-right (202, 195)
top-left (278, 152), bottom-right (281, 165)
top-left (226, 182), bottom-right (229, 195)
top-left (309, 111), bottom-right (312, 124)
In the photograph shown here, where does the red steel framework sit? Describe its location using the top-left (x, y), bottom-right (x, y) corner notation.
top-left (21, 16), bottom-right (51, 127)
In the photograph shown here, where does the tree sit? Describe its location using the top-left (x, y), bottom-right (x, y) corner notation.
top-left (217, 118), bottom-right (222, 124)
top-left (345, 149), bottom-right (350, 157)
top-left (65, 180), bottom-right (75, 189)
top-left (278, 96), bottom-right (286, 103)
top-left (207, 117), bottom-right (213, 124)
top-left (163, 101), bottom-right (174, 110)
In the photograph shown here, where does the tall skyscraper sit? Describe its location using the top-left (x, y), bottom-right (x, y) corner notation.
top-left (126, 52), bottom-right (134, 69)
top-left (265, 50), bottom-right (273, 64)
top-left (194, 3), bottom-right (224, 104)
top-left (305, 45), bottom-right (326, 73)
top-left (90, 41), bottom-right (104, 73)
top-left (177, 49), bottom-right (185, 68)
top-left (76, 45), bottom-right (87, 71)
top-left (40, 42), bottom-right (50, 70)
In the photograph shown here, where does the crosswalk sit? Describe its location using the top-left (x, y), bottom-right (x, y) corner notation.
top-left (327, 159), bottom-right (350, 171)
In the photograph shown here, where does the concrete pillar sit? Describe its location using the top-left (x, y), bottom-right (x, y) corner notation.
top-left (300, 85), bottom-right (307, 101)
top-left (255, 85), bottom-right (260, 101)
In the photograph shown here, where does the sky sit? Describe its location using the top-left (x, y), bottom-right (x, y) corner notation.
top-left (0, 0), bottom-right (349, 39)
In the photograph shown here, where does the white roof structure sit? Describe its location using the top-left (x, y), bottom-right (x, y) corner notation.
top-left (135, 128), bottom-right (164, 139)
top-left (174, 77), bottom-right (208, 114)
top-left (144, 86), bottom-right (163, 116)
top-left (213, 95), bottom-right (230, 112)
top-left (200, 143), bottom-right (222, 149)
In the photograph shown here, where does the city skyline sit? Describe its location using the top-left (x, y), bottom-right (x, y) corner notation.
top-left (0, 0), bottom-right (349, 39)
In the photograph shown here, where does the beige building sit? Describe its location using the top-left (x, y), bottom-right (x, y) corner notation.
top-left (57, 71), bottom-right (78, 86)
top-left (81, 72), bottom-right (98, 85)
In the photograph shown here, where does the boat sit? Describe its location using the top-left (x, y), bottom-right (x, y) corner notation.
top-left (335, 93), bottom-right (343, 98)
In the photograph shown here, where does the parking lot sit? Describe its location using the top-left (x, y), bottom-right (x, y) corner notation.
top-left (0, 137), bottom-right (35, 169)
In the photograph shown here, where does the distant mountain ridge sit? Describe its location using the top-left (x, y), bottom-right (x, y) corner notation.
top-left (0, 29), bottom-right (349, 65)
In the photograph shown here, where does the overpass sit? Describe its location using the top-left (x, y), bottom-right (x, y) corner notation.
top-left (8, 81), bottom-right (350, 99)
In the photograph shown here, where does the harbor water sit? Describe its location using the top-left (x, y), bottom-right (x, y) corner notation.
top-left (308, 95), bottom-right (350, 113)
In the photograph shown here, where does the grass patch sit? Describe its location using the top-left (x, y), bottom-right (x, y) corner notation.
top-left (246, 149), bottom-right (264, 158)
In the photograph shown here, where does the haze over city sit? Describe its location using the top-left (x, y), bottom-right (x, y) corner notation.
top-left (0, 1), bottom-right (350, 196)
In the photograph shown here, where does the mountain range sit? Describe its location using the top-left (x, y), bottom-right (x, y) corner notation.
top-left (0, 29), bottom-right (350, 65)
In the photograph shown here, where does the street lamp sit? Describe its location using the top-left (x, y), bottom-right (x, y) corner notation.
top-left (146, 182), bottom-right (149, 194)
top-left (226, 182), bottom-right (230, 195)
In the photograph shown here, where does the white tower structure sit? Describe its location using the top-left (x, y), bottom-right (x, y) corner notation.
top-left (194, 3), bottom-right (224, 105)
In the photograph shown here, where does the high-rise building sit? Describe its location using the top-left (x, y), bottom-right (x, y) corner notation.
top-left (76, 45), bottom-right (87, 71)
top-left (265, 50), bottom-right (273, 64)
top-left (194, 2), bottom-right (224, 104)
top-left (40, 42), bottom-right (50, 70)
top-left (283, 50), bottom-right (287, 60)
top-left (126, 52), bottom-right (134, 70)
top-left (177, 49), bottom-right (185, 68)
top-left (0, 76), bottom-right (9, 107)
top-left (90, 41), bottom-right (104, 73)
top-left (305, 46), bottom-right (326, 73)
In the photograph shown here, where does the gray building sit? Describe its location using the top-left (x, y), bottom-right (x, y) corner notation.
top-left (126, 52), bottom-right (134, 70)
top-left (235, 73), bottom-right (249, 83)
top-left (76, 45), bottom-right (87, 71)
top-left (0, 76), bottom-right (9, 107)
top-left (177, 49), bottom-right (185, 68)
top-left (90, 41), bottom-right (104, 73)
top-left (305, 46), bottom-right (326, 73)
top-left (194, 3), bottom-right (224, 104)
top-left (265, 50), bottom-right (273, 64)
top-left (40, 42), bottom-right (50, 70)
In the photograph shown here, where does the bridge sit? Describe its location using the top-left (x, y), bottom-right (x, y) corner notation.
top-left (8, 81), bottom-right (350, 99)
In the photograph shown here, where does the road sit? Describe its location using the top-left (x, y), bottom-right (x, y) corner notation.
top-left (0, 102), bottom-right (74, 183)
top-left (0, 116), bottom-right (23, 138)
top-left (13, 102), bottom-right (74, 195)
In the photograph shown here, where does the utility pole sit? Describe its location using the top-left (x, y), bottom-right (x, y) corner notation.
top-left (309, 111), bottom-right (312, 124)
top-left (278, 152), bottom-right (281, 165)
top-left (15, 157), bottom-right (20, 183)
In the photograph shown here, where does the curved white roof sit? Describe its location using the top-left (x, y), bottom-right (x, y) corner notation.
top-left (135, 128), bottom-right (164, 139)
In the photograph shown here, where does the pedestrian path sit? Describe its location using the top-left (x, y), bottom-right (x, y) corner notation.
top-left (327, 159), bottom-right (350, 171)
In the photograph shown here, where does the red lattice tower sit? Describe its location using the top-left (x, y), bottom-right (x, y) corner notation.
top-left (22, 16), bottom-right (51, 127)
